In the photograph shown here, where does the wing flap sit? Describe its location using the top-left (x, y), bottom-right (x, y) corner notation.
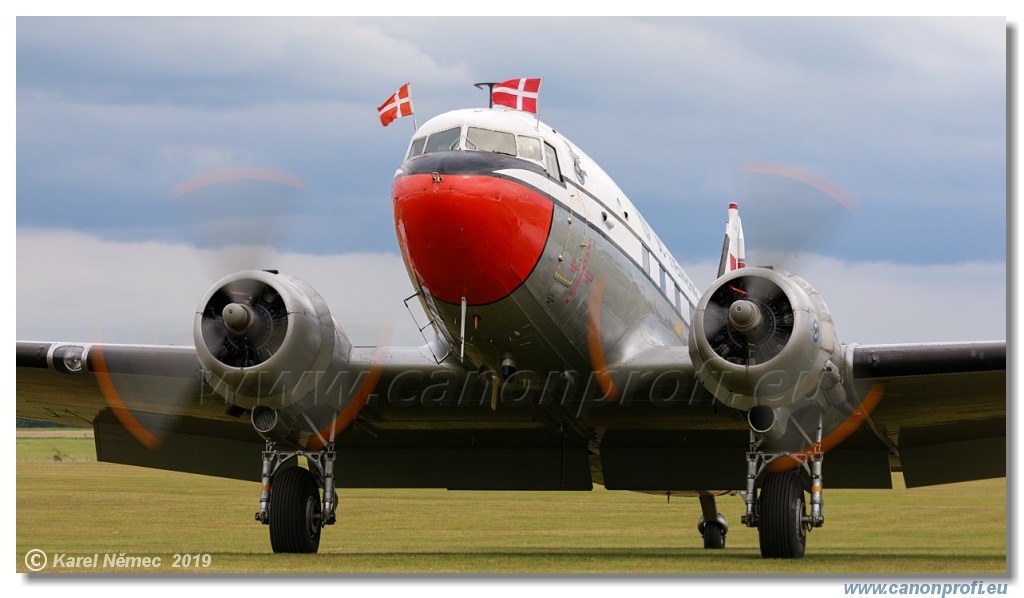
top-left (94, 409), bottom-right (262, 481)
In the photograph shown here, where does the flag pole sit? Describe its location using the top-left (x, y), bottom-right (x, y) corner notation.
top-left (473, 82), bottom-right (497, 108)
top-left (534, 78), bottom-right (543, 130)
top-left (408, 82), bottom-right (418, 131)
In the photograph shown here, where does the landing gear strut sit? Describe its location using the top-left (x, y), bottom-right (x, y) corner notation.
top-left (741, 415), bottom-right (825, 559)
top-left (255, 441), bottom-right (338, 554)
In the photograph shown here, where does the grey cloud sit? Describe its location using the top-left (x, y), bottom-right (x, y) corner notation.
top-left (16, 16), bottom-right (1005, 266)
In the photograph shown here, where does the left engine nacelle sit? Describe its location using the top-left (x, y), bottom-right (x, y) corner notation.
top-left (194, 270), bottom-right (352, 411)
top-left (688, 267), bottom-right (845, 413)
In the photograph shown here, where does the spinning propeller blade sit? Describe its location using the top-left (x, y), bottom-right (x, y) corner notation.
top-left (94, 167), bottom-right (309, 450)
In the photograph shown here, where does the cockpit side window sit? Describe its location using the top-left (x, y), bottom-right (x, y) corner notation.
top-left (543, 142), bottom-right (562, 181)
top-left (423, 127), bottom-right (462, 154)
top-left (465, 127), bottom-right (516, 156)
top-left (407, 136), bottom-right (427, 160)
top-left (517, 136), bottom-right (543, 162)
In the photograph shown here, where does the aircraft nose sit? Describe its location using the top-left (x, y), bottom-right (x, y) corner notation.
top-left (392, 173), bottom-right (553, 305)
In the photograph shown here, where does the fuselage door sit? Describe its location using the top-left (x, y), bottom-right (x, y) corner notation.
top-left (553, 193), bottom-right (589, 289)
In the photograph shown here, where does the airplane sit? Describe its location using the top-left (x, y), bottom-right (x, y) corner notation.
top-left (16, 90), bottom-right (1006, 560)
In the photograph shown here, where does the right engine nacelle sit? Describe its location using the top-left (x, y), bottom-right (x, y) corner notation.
top-left (688, 267), bottom-right (844, 412)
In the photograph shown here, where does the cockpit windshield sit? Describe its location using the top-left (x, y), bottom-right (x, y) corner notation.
top-left (406, 123), bottom-right (561, 180)
top-left (465, 127), bottom-right (516, 156)
top-left (423, 127), bottom-right (460, 153)
top-left (407, 126), bottom-right (460, 160)
top-left (407, 136), bottom-right (426, 158)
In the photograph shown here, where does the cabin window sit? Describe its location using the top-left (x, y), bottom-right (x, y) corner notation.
top-left (675, 285), bottom-right (683, 314)
top-left (465, 127), bottom-right (516, 156)
top-left (423, 127), bottom-right (462, 154)
top-left (642, 246), bottom-right (651, 275)
top-left (544, 142), bottom-right (561, 180)
top-left (407, 136), bottom-right (427, 160)
top-left (658, 264), bottom-right (667, 294)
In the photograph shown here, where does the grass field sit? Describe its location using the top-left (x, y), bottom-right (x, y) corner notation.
top-left (15, 430), bottom-right (1008, 575)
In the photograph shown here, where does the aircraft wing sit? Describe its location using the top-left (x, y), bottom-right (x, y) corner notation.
top-left (585, 340), bottom-right (1005, 491)
top-left (16, 337), bottom-right (615, 491)
top-left (15, 340), bottom-right (463, 482)
top-left (16, 338), bottom-right (1006, 490)
top-left (847, 341), bottom-right (1006, 487)
top-left (18, 340), bottom-right (272, 480)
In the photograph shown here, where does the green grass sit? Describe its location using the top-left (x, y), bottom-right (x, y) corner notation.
top-left (16, 431), bottom-right (96, 462)
top-left (15, 433), bottom-right (1007, 574)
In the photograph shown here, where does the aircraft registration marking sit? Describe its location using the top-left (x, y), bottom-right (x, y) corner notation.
top-left (565, 241), bottom-right (592, 304)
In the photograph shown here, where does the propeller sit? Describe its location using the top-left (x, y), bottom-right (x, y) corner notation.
top-left (736, 160), bottom-right (856, 268)
top-left (742, 164), bottom-right (887, 476)
top-left (586, 277), bottom-right (620, 402)
top-left (89, 167), bottom-right (308, 451)
top-left (171, 167), bottom-right (307, 277)
top-left (767, 382), bottom-right (885, 472)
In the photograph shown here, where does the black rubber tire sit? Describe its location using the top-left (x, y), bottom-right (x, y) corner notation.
top-left (703, 520), bottom-right (726, 549)
top-left (269, 467), bottom-right (322, 554)
top-left (757, 470), bottom-right (807, 559)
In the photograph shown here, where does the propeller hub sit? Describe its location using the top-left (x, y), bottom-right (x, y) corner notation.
top-left (729, 300), bottom-right (763, 333)
top-left (222, 303), bottom-right (254, 335)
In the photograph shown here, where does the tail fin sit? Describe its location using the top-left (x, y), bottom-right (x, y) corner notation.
top-left (717, 202), bottom-right (746, 278)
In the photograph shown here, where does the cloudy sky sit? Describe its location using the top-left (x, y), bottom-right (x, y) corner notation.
top-left (15, 17), bottom-right (1007, 347)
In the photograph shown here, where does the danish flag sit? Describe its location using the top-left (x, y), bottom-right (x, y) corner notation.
top-left (491, 78), bottom-right (542, 114)
top-left (377, 83), bottom-right (414, 127)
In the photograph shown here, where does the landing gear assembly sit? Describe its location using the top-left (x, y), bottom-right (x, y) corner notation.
top-left (255, 441), bottom-right (338, 554)
top-left (697, 493), bottom-right (729, 549)
top-left (741, 427), bottom-right (825, 559)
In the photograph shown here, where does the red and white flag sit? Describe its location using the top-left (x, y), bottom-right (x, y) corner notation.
top-left (377, 83), bottom-right (414, 127)
top-left (491, 78), bottom-right (542, 114)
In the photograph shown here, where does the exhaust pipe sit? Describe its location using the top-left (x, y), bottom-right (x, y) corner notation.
top-left (251, 406), bottom-right (293, 442)
top-left (748, 405), bottom-right (789, 442)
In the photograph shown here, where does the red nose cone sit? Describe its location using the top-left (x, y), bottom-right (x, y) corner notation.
top-left (393, 174), bottom-right (553, 305)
